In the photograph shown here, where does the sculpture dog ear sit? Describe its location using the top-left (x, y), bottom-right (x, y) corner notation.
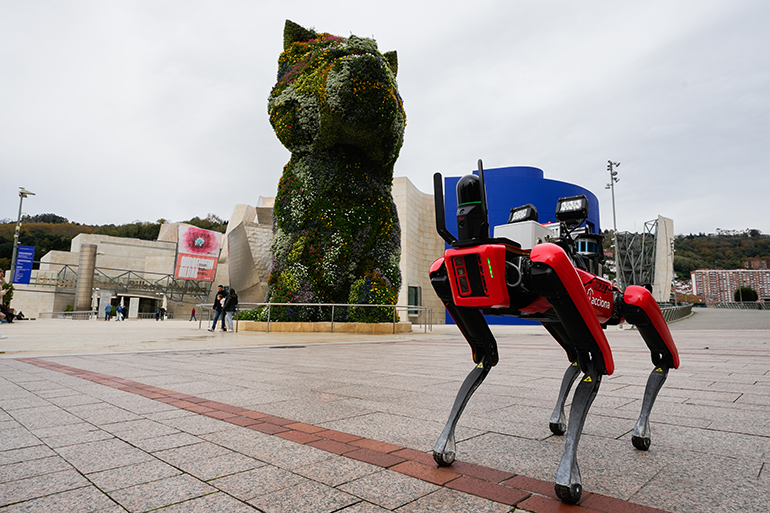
top-left (383, 51), bottom-right (398, 77)
top-left (283, 20), bottom-right (317, 49)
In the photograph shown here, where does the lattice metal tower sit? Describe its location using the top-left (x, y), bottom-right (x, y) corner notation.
top-left (615, 218), bottom-right (658, 290)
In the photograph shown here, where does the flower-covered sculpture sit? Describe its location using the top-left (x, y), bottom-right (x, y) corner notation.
top-left (265, 20), bottom-right (406, 321)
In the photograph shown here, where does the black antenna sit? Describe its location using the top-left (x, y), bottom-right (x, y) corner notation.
top-left (433, 172), bottom-right (457, 245)
top-left (477, 159), bottom-right (489, 239)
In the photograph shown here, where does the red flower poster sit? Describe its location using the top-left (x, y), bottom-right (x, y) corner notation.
top-left (174, 225), bottom-right (223, 281)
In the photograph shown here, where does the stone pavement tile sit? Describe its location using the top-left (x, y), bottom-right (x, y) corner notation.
top-left (0, 445), bottom-right (59, 466)
top-left (176, 451), bottom-right (265, 481)
top-left (248, 479), bottom-right (359, 513)
top-left (463, 406), bottom-right (555, 441)
top-left (67, 403), bottom-right (144, 425)
top-left (257, 441), bottom-right (337, 471)
top-left (107, 473), bottom-right (215, 512)
top-left (158, 412), bottom-right (235, 435)
top-left (322, 412), bottom-right (469, 450)
top-left (551, 436), bottom-right (666, 500)
top-left (3, 405), bottom-right (82, 430)
top-left (394, 487), bottom-right (512, 513)
top-left (121, 431), bottom-right (202, 453)
top-left (252, 396), bottom-right (375, 425)
top-left (0, 485), bottom-right (117, 512)
top-left (457, 432), bottom-right (564, 483)
top-left (337, 502), bottom-right (390, 512)
top-left (100, 418), bottom-right (180, 437)
top-left (152, 441), bottom-right (233, 466)
top-left (0, 396), bottom-right (66, 412)
top-left (649, 423), bottom-right (770, 460)
top-left (86, 459), bottom-right (181, 492)
top-left (144, 408), bottom-right (195, 421)
top-left (45, 393), bottom-right (104, 408)
top-left (0, 469), bottom-right (90, 507)
top-left (629, 450), bottom-right (770, 513)
top-left (39, 428), bottom-right (116, 450)
top-left (0, 455), bottom-right (72, 484)
top-left (294, 454), bottom-right (383, 487)
top-left (0, 428), bottom-right (43, 452)
top-left (158, 491), bottom-right (259, 512)
top-left (55, 438), bottom-right (155, 474)
top-left (338, 469), bottom-right (440, 509)
top-left (208, 466), bottom-right (308, 501)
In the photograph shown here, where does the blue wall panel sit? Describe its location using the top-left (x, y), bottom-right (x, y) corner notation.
top-left (440, 166), bottom-right (601, 325)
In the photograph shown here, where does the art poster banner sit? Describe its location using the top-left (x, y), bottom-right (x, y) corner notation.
top-left (13, 245), bottom-right (35, 285)
top-left (174, 226), bottom-right (222, 281)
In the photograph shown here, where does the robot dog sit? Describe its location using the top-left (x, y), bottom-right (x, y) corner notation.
top-left (429, 161), bottom-right (679, 504)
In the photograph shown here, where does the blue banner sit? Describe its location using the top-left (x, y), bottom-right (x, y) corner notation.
top-left (13, 245), bottom-right (35, 285)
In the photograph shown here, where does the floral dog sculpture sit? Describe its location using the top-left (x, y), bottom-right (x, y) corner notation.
top-left (266, 20), bottom-right (406, 321)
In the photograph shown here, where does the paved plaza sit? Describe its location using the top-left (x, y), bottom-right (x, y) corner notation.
top-left (1, 308), bottom-right (769, 512)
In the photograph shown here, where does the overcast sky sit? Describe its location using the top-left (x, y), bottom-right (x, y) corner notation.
top-left (1, 0), bottom-right (768, 236)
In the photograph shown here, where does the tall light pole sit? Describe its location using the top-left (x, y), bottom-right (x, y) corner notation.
top-left (605, 161), bottom-right (620, 288)
top-left (9, 187), bottom-right (35, 283)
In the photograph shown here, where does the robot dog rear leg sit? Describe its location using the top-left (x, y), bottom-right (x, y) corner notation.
top-left (632, 365), bottom-right (670, 450)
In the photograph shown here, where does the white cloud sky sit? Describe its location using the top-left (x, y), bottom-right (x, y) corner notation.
top-left (1, 0), bottom-right (768, 235)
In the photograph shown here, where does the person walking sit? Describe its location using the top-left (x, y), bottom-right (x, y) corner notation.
top-left (223, 288), bottom-right (238, 332)
top-left (190, 307), bottom-right (197, 321)
top-left (208, 285), bottom-right (227, 332)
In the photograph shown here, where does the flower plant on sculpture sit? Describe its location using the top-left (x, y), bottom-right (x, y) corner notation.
top-left (264, 20), bottom-right (405, 322)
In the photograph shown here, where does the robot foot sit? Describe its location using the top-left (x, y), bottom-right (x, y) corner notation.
top-left (632, 435), bottom-right (651, 451)
top-left (549, 421), bottom-right (566, 436)
top-left (555, 482), bottom-right (582, 504)
top-left (433, 449), bottom-right (455, 467)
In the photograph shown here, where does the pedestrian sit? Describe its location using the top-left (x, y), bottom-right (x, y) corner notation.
top-left (104, 303), bottom-right (112, 321)
top-left (190, 307), bottom-right (196, 321)
top-left (223, 288), bottom-right (238, 332)
top-left (155, 308), bottom-right (160, 321)
top-left (208, 285), bottom-right (227, 332)
top-left (116, 305), bottom-right (123, 321)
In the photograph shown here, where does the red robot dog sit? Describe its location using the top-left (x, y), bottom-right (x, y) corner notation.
top-left (430, 161), bottom-right (679, 504)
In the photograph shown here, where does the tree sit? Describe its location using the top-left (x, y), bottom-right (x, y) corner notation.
top-left (734, 286), bottom-right (758, 302)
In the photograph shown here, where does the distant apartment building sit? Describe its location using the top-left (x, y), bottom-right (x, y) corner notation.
top-left (691, 269), bottom-right (770, 303)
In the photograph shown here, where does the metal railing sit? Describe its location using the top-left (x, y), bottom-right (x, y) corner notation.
top-left (710, 302), bottom-right (768, 310)
top-left (658, 303), bottom-right (694, 322)
top-left (38, 310), bottom-right (97, 320)
top-left (37, 310), bottom-right (177, 320)
top-left (197, 302), bottom-right (434, 334)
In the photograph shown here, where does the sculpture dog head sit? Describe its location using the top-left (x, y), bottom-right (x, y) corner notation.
top-left (268, 20), bottom-right (405, 165)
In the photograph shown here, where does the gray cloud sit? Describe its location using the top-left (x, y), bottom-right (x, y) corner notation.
top-left (1, 0), bottom-right (767, 235)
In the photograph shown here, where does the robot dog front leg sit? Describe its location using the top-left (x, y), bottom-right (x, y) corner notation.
top-left (431, 297), bottom-right (499, 466)
top-left (554, 360), bottom-right (602, 504)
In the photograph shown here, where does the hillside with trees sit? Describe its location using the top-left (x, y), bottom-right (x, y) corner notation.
top-left (0, 214), bottom-right (227, 271)
top-left (601, 229), bottom-right (769, 279)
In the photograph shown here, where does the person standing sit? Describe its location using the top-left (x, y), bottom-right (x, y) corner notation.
top-left (208, 285), bottom-right (226, 332)
top-left (223, 288), bottom-right (238, 332)
top-left (104, 303), bottom-right (112, 321)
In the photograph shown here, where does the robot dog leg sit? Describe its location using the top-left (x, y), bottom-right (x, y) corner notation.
top-left (621, 285), bottom-right (680, 451)
top-left (430, 259), bottom-right (499, 466)
top-left (431, 301), bottom-right (499, 466)
top-left (543, 323), bottom-right (580, 436)
top-left (528, 243), bottom-right (615, 504)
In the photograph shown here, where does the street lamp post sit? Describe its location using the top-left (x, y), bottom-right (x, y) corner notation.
top-left (605, 161), bottom-right (620, 288)
top-left (9, 187), bottom-right (35, 283)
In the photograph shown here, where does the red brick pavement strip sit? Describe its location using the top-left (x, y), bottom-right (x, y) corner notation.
top-left (16, 357), bottom-right (671, 513)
